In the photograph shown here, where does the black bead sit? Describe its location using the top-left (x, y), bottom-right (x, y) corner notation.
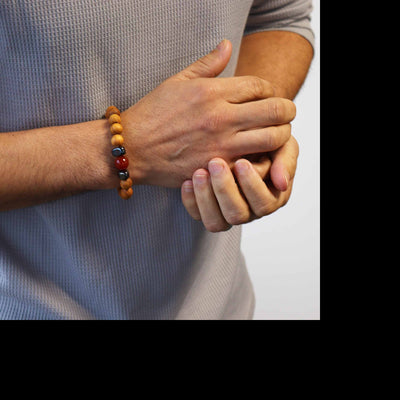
top-left (118, 170), bottom-right (129, 180)
top-left (111, 146), bottom-right (126, 157)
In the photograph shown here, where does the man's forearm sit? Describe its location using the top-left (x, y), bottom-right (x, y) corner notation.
top-left (0, 119), bottom-right (118, 211)
top-left (235, 31), bottom-right (313, 99)
top-left (0, 33), bottom-right (313, 212)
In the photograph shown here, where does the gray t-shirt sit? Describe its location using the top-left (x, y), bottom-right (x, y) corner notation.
top-left (0, 0), bottom-right (314, 319)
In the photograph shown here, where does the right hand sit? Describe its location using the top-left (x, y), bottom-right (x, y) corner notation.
top-left (121, 39), bottom-right (296, 188)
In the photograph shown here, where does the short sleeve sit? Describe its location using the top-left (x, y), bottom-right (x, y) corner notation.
top-left (244, 0), bottom-right (315, 49)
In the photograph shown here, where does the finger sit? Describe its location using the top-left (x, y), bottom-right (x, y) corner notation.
top-left (174, 39), bottom-right (232, 81)
top-left (269, 136), bottom-right (299, 192)
top-left (192, 169), bottom-right (231, 232)
top-left (218, 76), bottom-right (275, 103)
top-left (234, 159), bottom-right (285, 217)
top-left (208, 158), bottom-right (251, 226)
top-left (232, 97), bottom-right (296, 131)
top-left (247, 154), bottom-right (272, 179)
top-left (231, 123), bottom-right (291, 157)
top-left (181, 180), bottom-right (202, 220)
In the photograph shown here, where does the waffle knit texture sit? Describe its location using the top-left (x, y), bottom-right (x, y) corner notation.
top-left (0, 0), bottom-right (314, 320)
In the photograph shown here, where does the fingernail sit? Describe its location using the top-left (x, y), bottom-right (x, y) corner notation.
top-left (182, 181), bottom-right (194, 192)
top-left (194, 173), bottom-right (208, 184)
top-left (217, 39), bottom-right (227, 51)
top-left (282, 171), bottom-right (290, 191)
top-left (208, 160), bottom-right (224, 175)
top-left (235, 159), bottom-right (250, 174)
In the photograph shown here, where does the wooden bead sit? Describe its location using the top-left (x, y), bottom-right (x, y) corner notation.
top-left (118, 187), bottom-right (133, 199)
top-left (108, 114), bottom-right (121, 125)
top-left (111, 134), bottom-right (124, 146)
top-left (120, 178), bottom-right (133, 190)
top-left (105, 106), bottom-right (120, 119)
top-left (110, 123), bottom-right (123, 135)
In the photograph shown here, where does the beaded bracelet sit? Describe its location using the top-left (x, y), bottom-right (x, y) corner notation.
top-left (105, 105), bottom-right (133, 199)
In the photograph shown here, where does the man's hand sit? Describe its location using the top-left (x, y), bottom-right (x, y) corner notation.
top-left (120, 39), bottom-right (296, 188)
top-left (179, 31), bottom-right (313, 231)
top-left (181, 136), bottom-right (299, 232)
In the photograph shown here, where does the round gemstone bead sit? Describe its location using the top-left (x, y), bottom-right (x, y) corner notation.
top-left (115, 156), bottom-right (129, 170)
top-left (118, 170), bottom-right (130, 180)
top-left (111, 146), bottom-right (126, 157)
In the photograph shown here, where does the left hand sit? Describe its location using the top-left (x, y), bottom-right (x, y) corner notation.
top-left (181, 136), bottom-right (299, 232)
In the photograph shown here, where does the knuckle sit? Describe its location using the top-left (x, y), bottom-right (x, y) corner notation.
top-left (263, 126), bottom-right (281, 150)
top-left (292, 136), bottom-right (300, 156)
top-left (281, 196), bottom-right (289, 208)
top-left (267, 98), bottom-right (296, 123)
top-left (254, 202), bottom-right (272, 218)
top-left (248, 76), bottom-right (266, 98)
top-left (289, 100), bottom-right (297, 120)
top-left (200, 108), bottom-right (227, 133)
top-left (205, 221), bottom-right (226, 233)
top-left (282, 123), bottom-right (292, 141)
top-left (270, 98), bottom-right (285, 122)
top-left (225, 210), bottom-right (249, 226)
top-left (203, 82), bottom-right (218, 100)
top-left (284, 100), bottom-right (296, 122)
top-left (196, 57), bottom-right (211, 74)
top-left (190, 80), bottom-right (215, 102)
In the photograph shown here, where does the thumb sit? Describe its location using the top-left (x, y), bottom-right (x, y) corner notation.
top-left (175, 39), bottom-right (232, 80)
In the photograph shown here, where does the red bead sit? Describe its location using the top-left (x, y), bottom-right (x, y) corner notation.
top-left (114, 155), bottom-right (129, 170)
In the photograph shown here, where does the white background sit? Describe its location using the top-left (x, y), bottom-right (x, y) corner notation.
top-left (241, 0), bottom-right (320, 320)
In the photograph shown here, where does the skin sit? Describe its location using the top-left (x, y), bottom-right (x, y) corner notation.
top-left (181, 32), bottom-right (313, 232)
top-left (120, 39), bottom-right (296, 187)
top-left (0, 38), bottom-right (299, 213)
